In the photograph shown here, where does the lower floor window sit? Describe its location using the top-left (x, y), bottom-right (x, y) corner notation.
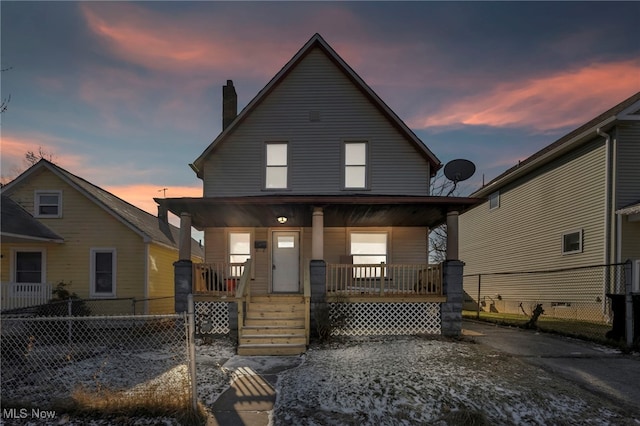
top-left (15, 250), bottom-right (44, 283)
top-left (562, 230), bottom-right (582, 254)
top-left (350, 232), bottom-right (388, 277)
top-left (91, 248), bottom-right (116, 297)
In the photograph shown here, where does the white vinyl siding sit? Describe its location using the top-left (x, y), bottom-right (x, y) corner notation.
top-left (460, 138), bottom-right (607, 274)
top-left (202, 47), bottom-right (431, 197)
top-left (90, 248), bottom-right (116, 298)
top-left (35, 190), bottom-right (62, 218)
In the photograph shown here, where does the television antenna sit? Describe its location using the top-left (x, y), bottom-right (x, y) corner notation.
top-left (158, 188), bottom-right (168, 198)
top-left (443, 159), bottom-right (476, 196)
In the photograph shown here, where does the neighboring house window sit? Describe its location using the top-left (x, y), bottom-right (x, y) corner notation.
top-left (489, 191), bottom-right (500, 210)
top-left (229, 232), bottom-right (251, 276)
top-left (344, 142), bottom-right (367, 189)
top-left (91, 248), bottom-right (116, 297)
top-left (562, 230), bottom-right (583, 255)
top-left (14, 250), bottom-right (45, 283)
top-left (265, 143), bottom-right (288, 189)
top-left (350, 232), bottom-right (387, 277)
top-left (35, 190), bottom-right (62, 218)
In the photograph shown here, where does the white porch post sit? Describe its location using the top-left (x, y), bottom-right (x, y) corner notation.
top-left (312, 206), bottom-right (324, 260)
top-left (446, 211), bottom-right (459, 260)
top-left (179, 212), bottom-right (192, 261)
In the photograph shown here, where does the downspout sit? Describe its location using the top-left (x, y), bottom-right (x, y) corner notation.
top-left (597, 128), bottom-right (612, 267)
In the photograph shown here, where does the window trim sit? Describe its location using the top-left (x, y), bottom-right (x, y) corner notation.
top-left (11, 248), bottom-right (46, 283)
top-left (343, 141), bottom-right (369, 190)
top-left (35, 190), bottom-right (62, 218)
top-left (488, 191), bottom-right (500, 210)
top-left (264, 142), bottom-right (289, 190)
top-left (561, 229), bottom-right (583, 255)
top-left (90, 248), bottom-right (117, 298)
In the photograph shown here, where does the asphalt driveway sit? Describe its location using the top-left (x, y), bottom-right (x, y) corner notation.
top-left (462, 319), bottom-right (640, 413)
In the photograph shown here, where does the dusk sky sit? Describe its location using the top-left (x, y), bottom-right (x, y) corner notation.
top-left (2, 1), bottom-right (639, 224)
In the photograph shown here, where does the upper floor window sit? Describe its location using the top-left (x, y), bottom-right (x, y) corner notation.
top-left (489, 191), bottom-right (500, 210)
top-left (344, 142), bottom-right (367, 189)
top-left (90, 248), bottom-right (116, 297)
top-left (562, 230), bottom-right (583, 255)
top-left (35, 190), bottom-right (62, 218)
top-left (265, 143), bottom-right (288, 189)
top-left (229, 232), bottom-right (251, 276)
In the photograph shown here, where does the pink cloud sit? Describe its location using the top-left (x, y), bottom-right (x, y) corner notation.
top-left (105, 184), bottom-right (202, 217)
top-left (79, 3), bottom-right (299, 80)
top-left (0, 133), bottom-right (86, 182)
top-left (410, 60), bottom-right (640, 131)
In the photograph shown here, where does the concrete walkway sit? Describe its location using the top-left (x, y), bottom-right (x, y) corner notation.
top-left (463, 319), bottom-right (640, 413)
top-left (206, 356), bottom-right (303, 426)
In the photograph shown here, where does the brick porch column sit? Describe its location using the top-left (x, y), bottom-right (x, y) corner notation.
top-left (175, 212), bottom-right (193, 313)
top-left (441, 260), bottom-right (464, 336)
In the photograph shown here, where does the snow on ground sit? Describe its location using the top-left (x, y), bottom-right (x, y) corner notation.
top-left (2, 335), bottom-right (638, 425)
top-left (269, 336), bottom-right (638, 426)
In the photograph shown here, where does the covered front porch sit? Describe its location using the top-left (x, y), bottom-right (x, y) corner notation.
top-left (158, 194), bottom-right (478, 354)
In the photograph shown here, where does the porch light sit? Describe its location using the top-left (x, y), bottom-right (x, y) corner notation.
top-left (277, 216), bottom-right (288, 224)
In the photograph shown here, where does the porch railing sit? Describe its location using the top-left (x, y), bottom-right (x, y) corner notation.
top-left (1, 282), bottom-right (53, 311)
top-left (193, 262), bottom-right (247, 297)
top-left (326, 263), bottom-right (442, 296)
top-left (234, 259), bottom-right (252, 341)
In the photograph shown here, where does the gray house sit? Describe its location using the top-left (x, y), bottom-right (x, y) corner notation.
top-left (459, 92), bottom-right (640, 319)
top-left (158, 34), bottom-right (479, 355)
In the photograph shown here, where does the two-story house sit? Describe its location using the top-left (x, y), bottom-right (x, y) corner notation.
top-left (459, 91), bottom-right (640, 320)
top-left (1, 159), bottom-right (203, 314)
top-left (157, 34), bottom-right (479, 355)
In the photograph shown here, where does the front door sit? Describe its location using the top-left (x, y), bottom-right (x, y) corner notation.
top-left (272, 231), bottom-right (300, 292)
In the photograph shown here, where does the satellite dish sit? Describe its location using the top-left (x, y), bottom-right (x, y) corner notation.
top-left (444, 159), bottom-right (476, 183)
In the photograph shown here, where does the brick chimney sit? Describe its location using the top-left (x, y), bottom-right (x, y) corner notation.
top-left (222, 80), bottom-right (237, 130)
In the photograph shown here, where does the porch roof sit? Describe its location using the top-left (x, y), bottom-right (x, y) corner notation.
top-left (155, 195), bottom-right (481, 229)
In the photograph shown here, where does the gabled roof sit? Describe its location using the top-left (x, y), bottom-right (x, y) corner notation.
top-left (1, 160), bottom-right (203, 257)
top-left (1, 195), bottom-right (64, 243)
top-left (472, 91), bottom-right (640, 198)
top-left (191, 33), bottom-right (441, 178)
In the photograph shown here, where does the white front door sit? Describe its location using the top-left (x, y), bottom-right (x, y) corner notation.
top-left (272, 231), bottom-right (300, 293)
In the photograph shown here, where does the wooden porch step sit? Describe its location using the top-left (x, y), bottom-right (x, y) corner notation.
top-left (248, 302), bottom-right (306, 312)
top-left (250, 295), bottom-right (305, 304)
top-left (238, 292), bottom-right (308, 356)
top-left (239, 334), bottom-right (306, 346)
top-left (237, 343), bottom-right (306, 356)
top-left (244, 317), bottom-right (304, 327)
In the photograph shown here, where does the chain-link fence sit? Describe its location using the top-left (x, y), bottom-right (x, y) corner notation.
top-left (1, 311), bottom-right (196, 419)
top-left (463, 262), bottom-right (632, 342)
top-left (1, 296), bottom-right (177, 317)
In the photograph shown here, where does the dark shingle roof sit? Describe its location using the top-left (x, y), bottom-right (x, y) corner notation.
top-left (1, 195), bottom-right (64, 242)
top-left (2, 160), bottom-right (203, 257)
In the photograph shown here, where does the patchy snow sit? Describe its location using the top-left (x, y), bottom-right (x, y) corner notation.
top-left (270, 336), bottom-right (638, 426)
top-left (2, 335), bottom-right (638, 425)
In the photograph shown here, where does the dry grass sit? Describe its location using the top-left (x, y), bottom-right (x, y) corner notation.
top-left (58, 365), bottom-right (207, 424)
top-left (461, 310), bottom-right (633, 350)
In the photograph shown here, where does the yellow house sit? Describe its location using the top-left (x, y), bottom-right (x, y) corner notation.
top-left (1, 159), bottom-right (203, 314)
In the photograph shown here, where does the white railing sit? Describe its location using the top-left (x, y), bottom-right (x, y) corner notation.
top-left (1, 282), bottom-right (53, 311)
top-left (326, 263), bottom-right (442, 296)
